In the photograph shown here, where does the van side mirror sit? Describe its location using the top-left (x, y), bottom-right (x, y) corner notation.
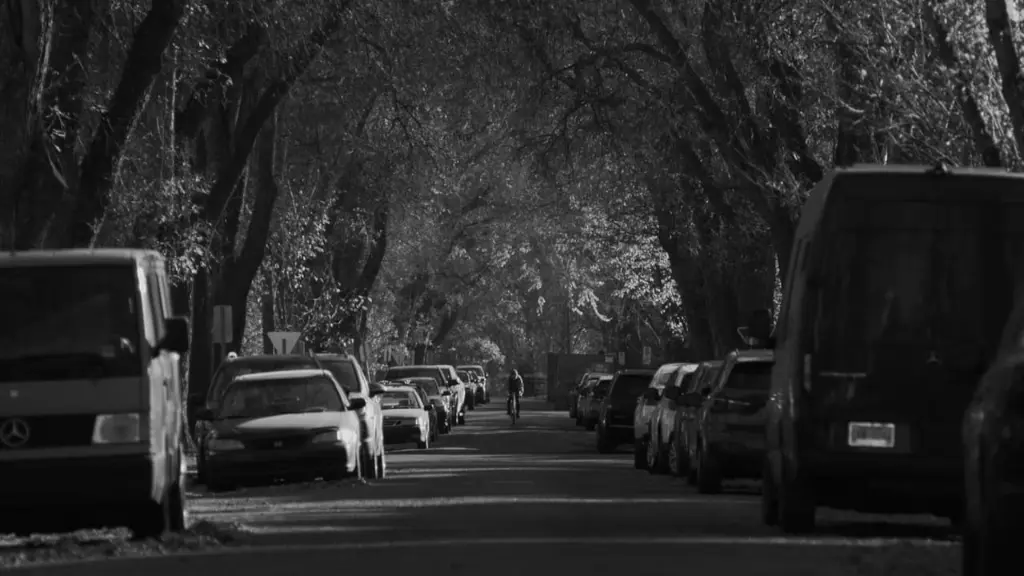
top-left (643, 388), bottom-right (661, 403)
top-left (195, 407), bottom-right (215, 421)
top-left (158, 316), bottom-right (190, 354)
top-left (349, 397), bottom-right (367, 410)
top-left (663, 386), bottom-right (681, 401)
top-left (679, 393), bottom-right (703, 408)
top-left (442, 390), bottom-right (451, 396)
top-left (368, 386), bottom-right (384, 397)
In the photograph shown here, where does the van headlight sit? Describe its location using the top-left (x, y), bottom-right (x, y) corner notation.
top-left (313, 429), bottom-right (342, 444)
top-left (92, 413), bottom-right (141, 444)
top-left (208, 438), bottom-right (244, 452)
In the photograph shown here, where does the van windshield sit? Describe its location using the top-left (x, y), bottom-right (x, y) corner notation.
top-left (810, 195), bottom-right (1024, 373)
top-left (0, 265), bottom-right (141, 381)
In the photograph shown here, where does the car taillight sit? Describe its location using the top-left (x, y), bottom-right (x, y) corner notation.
top-left (803, 353), bottom-right (812, 392)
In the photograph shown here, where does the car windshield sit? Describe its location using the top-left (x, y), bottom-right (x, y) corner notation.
top-left (0, 265), bottom-right (142, 382)
top-left (380, 391), bottom-right (420, 410)
top-left (611, 374), bottom-right (655, 400)
top-left (593, 379), bottom-right (612, 395)
top-left (408, 378), bottom-right (440, 395)
top-left (458, 366), bottom-right (485, 378)
top-left (317, 358), bottom-right (361, 393)
top-left (727, 361), bottom-right (774, 391)
top-left (218, 376), bottom-right (343, 419)
top-left (457, 370), bottom-right (470, 381)
top-left (208, 358), bottom-right (319, 406)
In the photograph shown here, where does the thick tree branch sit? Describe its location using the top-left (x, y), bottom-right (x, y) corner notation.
top-left (67, 0), bottom-right (188, 247)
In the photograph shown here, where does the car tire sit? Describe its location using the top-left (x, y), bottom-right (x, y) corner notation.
top-left (634, 439), bottom-right (647, 469)
top-left (597, 427), bottom-right (615, 454)
top-left (646, 435), bottom-right (661, 474)
top-left (129, 484), bottom-right (175, 540)
top-left (696, 444), bottom-right (722, 494)
top-left (761, 458), bottom-right (779, 526)
top-left (668, 435), bottom-right (686, 477)
top-left (777, 473), bottom-right (816, 534)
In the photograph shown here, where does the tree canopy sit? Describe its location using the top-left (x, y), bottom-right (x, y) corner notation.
top-left (1, 0), bottom-right (1021, 378)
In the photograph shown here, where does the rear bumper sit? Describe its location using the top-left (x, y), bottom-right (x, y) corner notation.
top-left (803, 451), bottom-right (962, 512)
top-left (0, 454), bottom-right (158, 506)
top-left (208, 446), bottom-right (349, 481)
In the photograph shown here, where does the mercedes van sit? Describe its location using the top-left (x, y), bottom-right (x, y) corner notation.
top-left (0, 249), bottom-right (190, 538)
top-left (764, 164), bottom-right (1024, 533)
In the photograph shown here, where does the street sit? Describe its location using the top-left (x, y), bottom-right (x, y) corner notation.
top-left (5, 399), bottom-right (959, 575)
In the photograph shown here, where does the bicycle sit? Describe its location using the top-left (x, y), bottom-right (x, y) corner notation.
top-left (508, 393), bottom-right (521, 425)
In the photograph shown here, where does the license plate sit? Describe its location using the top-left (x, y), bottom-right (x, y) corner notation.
top-left (847, 422), bottom-right (895, 448)
top-left (273, 441), bottom-right (283, 448)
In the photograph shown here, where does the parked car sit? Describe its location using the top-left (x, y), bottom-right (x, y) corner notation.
top-left (379, 386), bottom-right (433, 449)
top-left (457, 369), bottom-right (477, 410)
top-left (458, 365), bottom-right (489, 403)
top-left (389, 380), bottom-right (440, 441)
top-left (314, 353), bottom-right (387, 479)
top-left (764, 165), bottom-right (1021, 533)
top-left (633, 363), bottom-right (686, 469)
top-left (685, 349), bottom-right (774, 493)
top-left (391, 376), bottom-right (451, 434)
top-left (597, 369), bottom-right (656, 454)
top-left (579, 375), bottom-right (612, 429)
top-left (646, 363), bottom-right (699, 473)
top-left (963, 301), bottom-right (1024, 575)
top-left (383, 365), bottom-right (461, 427)
top-left (673, 361), bottom-right (723, 481)
top-left (0, 249), bottom-right (190, 539)
top-left (196, 369), bottom-right (366, 491)
top-left (195, 354), bottom-right (321, 484)
top-left (438, 364), bottom-right (469, 424)
top-left (568, 372), bottom-right (597, 420)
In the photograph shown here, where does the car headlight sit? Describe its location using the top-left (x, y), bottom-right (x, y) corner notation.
top-left (92, 413), bottom-right (141, 444)
top-left (313, 429), bottom-right (342, 444)
top-left (208, 438), bottom-right (244, 452)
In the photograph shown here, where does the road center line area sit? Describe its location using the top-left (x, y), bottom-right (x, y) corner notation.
top-left (1, 400), bottom-right (960, 575)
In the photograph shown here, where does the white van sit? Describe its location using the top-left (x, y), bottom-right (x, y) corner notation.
top-left (0, 249), bottom-right (190, 538)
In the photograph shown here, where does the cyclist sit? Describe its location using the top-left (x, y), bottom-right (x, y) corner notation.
top-left (507, 369), bottom-right (524, 418)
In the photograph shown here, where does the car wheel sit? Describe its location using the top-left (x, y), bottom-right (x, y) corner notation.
top-left (646, 435), bottom-right (661, 474)
top-left (634, 439), bottom-right (647, 469)
top-left (696, 444), bottom-right (722, 494)
top-left (777, 471), bottom-right (816, 534)
top-left (761, 458), bottom-right (779, 526)
top-left (128, 485), bottom-right (174, 540)
top-left (597, 427), bottom-right (614, 454)
top-left (668, 436), bottom-right (685, 477)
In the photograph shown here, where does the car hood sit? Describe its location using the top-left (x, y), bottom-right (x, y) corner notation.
top-left (212, 412), bottom-right (346, 437)
top-left (382, 409), bottom-right (426, 419)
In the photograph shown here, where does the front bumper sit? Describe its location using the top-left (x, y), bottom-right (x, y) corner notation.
top-left (0, 454), bottom-right (159, 507)
top-left (207, 445), bottom-right (350, 481)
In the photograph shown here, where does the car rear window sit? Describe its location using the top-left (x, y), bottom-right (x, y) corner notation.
top-left (726, 361), bottom-right (774, 391)
top-left (811, 188), bottom-right (1024, 372)
top-left (611, 373), bottom-right (654, 400)
top-left (387, 366), bottom-right (439, 380)
top-left (209, 358), bottom-right (319, 404)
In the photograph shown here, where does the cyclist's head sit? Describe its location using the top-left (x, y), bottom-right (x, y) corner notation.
top-left (511, 369), bottom-right (519, 377)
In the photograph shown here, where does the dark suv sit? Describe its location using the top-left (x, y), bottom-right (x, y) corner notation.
top-left (684, 350), bottom-right (773, 493)
top-left (595, 370), bottom-right (655, 453)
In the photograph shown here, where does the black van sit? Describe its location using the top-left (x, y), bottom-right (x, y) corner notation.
top-left (763, 164), bottom-right (1024, 533)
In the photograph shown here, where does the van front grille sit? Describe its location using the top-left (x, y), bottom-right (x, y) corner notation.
top-left (0, 414), bottom-right (96, 450)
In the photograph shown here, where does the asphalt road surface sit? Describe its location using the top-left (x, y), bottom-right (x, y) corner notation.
top-left (4, 399), bottom-right (959, 575)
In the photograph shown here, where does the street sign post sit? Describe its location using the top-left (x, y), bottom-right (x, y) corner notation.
top-left (642, 346), bottom-right (652, 366)
top-left (211, 305), bottom-right (233, 344)
top-left (267, 331), bottom-right (301, 355)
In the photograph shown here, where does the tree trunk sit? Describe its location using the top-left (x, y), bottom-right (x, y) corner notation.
top-left (984, 0), bottom-right (1024, 156)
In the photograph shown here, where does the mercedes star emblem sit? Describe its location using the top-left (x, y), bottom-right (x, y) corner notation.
top-left (0, 418), bottom-right (30, 448)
